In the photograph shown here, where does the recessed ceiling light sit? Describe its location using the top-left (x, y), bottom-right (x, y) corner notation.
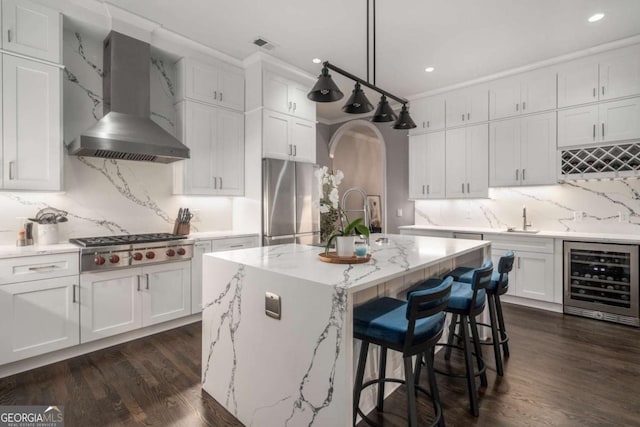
top-left (425, 67), bottom-right (435, 73)
top-left (588, 13), bottom-right (604, 23)
top-left (312, 58), bottom-right (322, 64)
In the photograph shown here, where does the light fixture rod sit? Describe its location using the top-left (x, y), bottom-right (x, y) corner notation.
top-left (324, 61), bottom-right (408, 105)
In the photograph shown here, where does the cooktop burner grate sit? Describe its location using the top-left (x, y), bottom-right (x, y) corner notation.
top-left (70, 233), bottom-right (185, 247)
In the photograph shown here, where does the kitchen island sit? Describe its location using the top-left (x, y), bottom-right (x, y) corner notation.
top-left (202, 234), bottom-right (490, 426)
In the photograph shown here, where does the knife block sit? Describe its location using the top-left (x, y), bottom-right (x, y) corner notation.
top-left (173, 219), bottom-right (190, 236)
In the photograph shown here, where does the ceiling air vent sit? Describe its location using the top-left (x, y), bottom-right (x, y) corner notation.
top-left (253, 36), bottom-right (276, 51)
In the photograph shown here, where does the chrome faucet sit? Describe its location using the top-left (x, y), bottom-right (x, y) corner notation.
top-left (523, 205), bottom-right (532, 231)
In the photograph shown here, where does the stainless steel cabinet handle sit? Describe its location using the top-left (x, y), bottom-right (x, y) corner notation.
top-left (212, 175), bottom-right (217, 189)
top-left (516, 169), bottom-right (519, 181)
top-left (516, 103), bottom-right (519, 111)
top-left (461, 183), bottom-right (465, 193)
top-left (137, 275), bottom-right (141, 291)
top-left (9, 161), bottom-right (15, 180)
top-left (522, 169), bottom-right (526, 181)
top-left (593, 124), bottom-right (596, 140)
top-left (427, 120), bottom-right (430, 128)
top-left (602, 123), bottom-right (605, 139)
top-left (602, 86), bottom-right (605, 96)
top-left (427, 184), bottom-right (430, 194)
top-left (219, 92), bottom-right (223, 101)
top-left (422, 184), bottom-right (425, 194)
top-left (593, 88), bottom-right (596, 98)
top-left (28, 265), bottom-right (58, 271)
top-left (7, 29), bottom-right (11, 43)
top-left (466, 182), bottom-right (470, 193)
top-left (467, 112), bottom-right (470, 120)
top-left (422, 121), bottom-right (425, 128)
top-left (229, 244), bottom-right (244, 248)
top-left (218, 177), bottom-right (222, 189)
top-left (73, 285), bottom-right (77, 303)
top-left (288, 101), bottom-right (292, 110)
top-left (461, 113), bottom-right (465, 121)
top-left (293, 145), bottom-right (297, 156)
top-left (213, 91), bottom-right (217, 100)
top-left (522, 101), bottom-right (526, 110)
top-left (517, 257), bottom-right (521, 269)
top-left (288, 144), bottom-right (292, 156)
top-left (293, 102), bottom-right (297, 111)
top-left (146, 273), bottom-right (150, 289)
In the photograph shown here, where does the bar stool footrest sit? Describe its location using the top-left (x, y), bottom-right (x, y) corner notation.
top-left (434, 343), bottom-right (487, 378)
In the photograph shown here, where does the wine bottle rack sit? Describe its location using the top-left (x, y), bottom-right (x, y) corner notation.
top-left (559, 142), bottom-right (640, 180)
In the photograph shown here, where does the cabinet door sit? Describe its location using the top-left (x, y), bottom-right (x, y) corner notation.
top-left (263, 110), bottom-right (291, 160)
top-left (425, 131), bottom-right (446, 198)
top-left (445, 128), bottom-right (467, 198)
top-left (465, 124), bottom-right (489, 198)
top-left (216, 109), bottom-right (244, 195)
top-left (263, 72), bottom-right (290, 114)
top-left (1, 0), bottom-right (60, 63)
top-left (521, 67), bottom-right (557, 114)
top-left (80, 270), bottom-right (142, 343)
top-left (425, 95), bottom-right (446, 131)
top-left (0, 276), bottom-right (79, 364)
top-left (186, 60), bottom-right (219, 105)
top-left (184, 102), bottom-right (217, 194)
top-left (489, 75), bottom-right (521, 120)
top-left (290, 83), bottom-right (315, 121)
top-left (520, 112), bottom-right (557, 185)
top-left (3, 55), bottom-right (61, 190)
top-left (218, 67), bottom-right (245, 111)
top-left (515, 251), bottom-right (554, 302)
top-left (445, 89), bottom-right (467, 128)
top-left (191, 241), bottom-right (212, 313)
top-left (409, 98), bottom-right (429, 132)
top-left (599, 97), bottom-right (640, 143)
top-left (466, 84), bottom-right (489, 125)
top-left (557, 105), bottom-right (599, 148)
top-left (290, 119), bottom-right (316, 163)
top-left (142, 261), bottom-right (191, 326)
top-left (600, 46), bottom-right (640, 101)
top-left (408, 134), bottom-right (428, 198)
top-left (557, 60), bottom-right (599, 108)
top-left (489, 118), bottom-right (521, 187)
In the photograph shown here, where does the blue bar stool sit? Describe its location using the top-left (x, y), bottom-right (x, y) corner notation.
top-left (409, 260), bottom-right (493, 417)
top-left (353, 277), bottom-right (453, 427)
top-left (448, 251), bottom-right (515, 376)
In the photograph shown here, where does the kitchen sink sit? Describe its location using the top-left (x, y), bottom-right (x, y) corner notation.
top-left (505, 228), bottom-right (540, 234)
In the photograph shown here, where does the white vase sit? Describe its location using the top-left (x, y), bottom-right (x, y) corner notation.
top-left (335, 236), bottom-right (355, 257)
top-left (37, 223), bottom-right (59, 245)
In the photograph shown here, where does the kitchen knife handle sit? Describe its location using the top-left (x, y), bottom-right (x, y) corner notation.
top-left (146, 274), bottom-right (150, 290)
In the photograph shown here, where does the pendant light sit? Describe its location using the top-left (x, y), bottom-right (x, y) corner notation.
top-left (307, 65), bottom-right (343, 102)
top-left (342, 82), bottom-right (374, 113)
top-left (371, 95), bottom-right (397, 122)
top-left (393, 104), bottom-right (417, 129)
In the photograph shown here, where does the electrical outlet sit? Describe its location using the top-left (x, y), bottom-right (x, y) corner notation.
top-left (573, 211), bottom-right (586, 222)
top-left (618, 211), bottom-right (629, 222)
top-left (190, 209), bottom-right (202, 223)
top-left (396, 208), bottom-right (403, 217)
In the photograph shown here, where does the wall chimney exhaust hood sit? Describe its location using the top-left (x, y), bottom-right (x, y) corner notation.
top-left (67, 31), bottom-right (189, 163)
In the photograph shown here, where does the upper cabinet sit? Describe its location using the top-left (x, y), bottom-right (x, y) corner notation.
top-left (409, 94), bottom-right (445, 133)
top-left (1, 0), bottom-right (61, 63)
top-left (263, 71), bottom-right (315, 121)
top-left (445, 124), bottom-right (488, 198)
top-left (2, 55), bottom-right (61, 191)
top-left (262, 110), bottom-right (316, 163)
top-left (445, 83), bottom-right (489, 128)
top-left (489, 67), bottom-right (556, 120)
top-left (408, 131), bottom-right (445, 199)
top-left (175, 58), bottom-right (244, 112)
top-left (558, 45), bottom-right (640, 108)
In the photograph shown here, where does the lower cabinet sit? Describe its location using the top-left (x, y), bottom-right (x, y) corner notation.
top-left (0, 276), bottom-right (79, 364)
top-left (80, 261), bottom-right (190, 343)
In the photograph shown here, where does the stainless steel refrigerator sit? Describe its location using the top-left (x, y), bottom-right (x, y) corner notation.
top-left (263, 158), bottom-right (320, 246)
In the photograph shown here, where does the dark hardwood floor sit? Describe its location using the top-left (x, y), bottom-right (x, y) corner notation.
top-left (1, 303), bottom-right (639, 426)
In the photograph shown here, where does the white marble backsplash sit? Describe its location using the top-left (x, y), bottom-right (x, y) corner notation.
top-left (0, 30), bottom-right (234, 244)
top-left (415, 180), bottom-right (640, 234)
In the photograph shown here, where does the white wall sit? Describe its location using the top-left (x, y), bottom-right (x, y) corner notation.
top-left (0, 30), bottom-right (234, 245)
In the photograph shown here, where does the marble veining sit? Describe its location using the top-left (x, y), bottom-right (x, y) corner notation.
top-left (150, 111), bottom-right (175, 129)
top-left (151, 57), bottom-right (175, 97)
top-left (73, 32), bottom-right (104, 77)
top-left (63, 68), bottom-right (102, 121)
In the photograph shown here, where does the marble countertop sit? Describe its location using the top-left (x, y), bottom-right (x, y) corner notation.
top-left (0, 243), bottom-right (80, 259)
top-left (399, 225), bottom-right (640, 244)
top-left (206, 234), bottom-right (489, 293)
top-left (188, 231), bottom-right (259, 240)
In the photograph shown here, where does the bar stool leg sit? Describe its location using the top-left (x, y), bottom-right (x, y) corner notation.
top-left (404, 356), bottom-right (418, 427)
top-left (425, 347), bottom-right (445, 427)
top-left (461, 315), bottom-right (480, 417)
top-left (353, 341), bottom-right (369, 425)
top-left (495, 295), bottom-right (510, 358)
top-left (444, 313), bottom-right (458, 361)
top-left (488, 295), bottom-right (504, 376)
top-left (377, 346), bottom-right (387, 411)
top-left (413, 352), bottom-right (423, 393)
top-left (469, 315), bottom-right (487, 387)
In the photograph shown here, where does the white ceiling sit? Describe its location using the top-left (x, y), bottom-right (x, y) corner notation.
top-left (104, 0), bottom-right (640, 122)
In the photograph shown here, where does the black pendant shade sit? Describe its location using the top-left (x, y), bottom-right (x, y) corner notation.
top-left (307, 66), bottom-right (344, 102)
top-left (342, 82), bottom-right (374, 114)
top-left (393, 104), bottom-right (417, 129)
top-left (371, 95), bottom-right (397, 122)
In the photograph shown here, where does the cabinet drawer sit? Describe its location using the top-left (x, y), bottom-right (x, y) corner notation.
top-left (484, 234), bottom-right (554, 254)
top-left (211, 236), bottom-right (259, 252)
top-left (0, 252), bottom-right (79, 284)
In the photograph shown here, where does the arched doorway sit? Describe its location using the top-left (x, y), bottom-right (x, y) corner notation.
top-left (328, 120), bottom-right (387, 232)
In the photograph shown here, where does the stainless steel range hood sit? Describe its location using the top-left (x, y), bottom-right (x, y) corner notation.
top-left (67, 31), bottom-right (189, 163)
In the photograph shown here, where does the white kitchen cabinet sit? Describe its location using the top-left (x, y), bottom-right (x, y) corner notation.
top-left (175, 58), bottom-right (244, 112)
top-left (263, 71), bottom-right (315, 121)
top-left (191, 235), bottom-right (259, 313)
top-left (174, 101), bottom-right (244, 196)
top-left (445, 124), bottom-right (488, 198)
top-left (0, 276), bottom-right (79, 364)
top-left (446, 84), bottom-right (488, 127)
top-left (558, 45), bottom-right (640, 108)
top-left (262, 109), bottom-right (316, 163)
top-left (558, 97), bottom-right (640, 147)
top-left (141, 261), bottom-right (191, 326)
top-left (489, 112), bottom-right (556, 186)
top-left (2, 54), bottom-right (61, 191)
top-left (409, 94), bottom-right (445, 133)
top-left (409, 131), bottom-right (445, 199)
top-left (489, 67), bottom-right (556, 120)
top-left (1, 0), bottom-right (61, 63)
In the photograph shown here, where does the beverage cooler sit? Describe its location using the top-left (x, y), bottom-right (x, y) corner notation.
top-left (564, 241), bottom-right (639, 326)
